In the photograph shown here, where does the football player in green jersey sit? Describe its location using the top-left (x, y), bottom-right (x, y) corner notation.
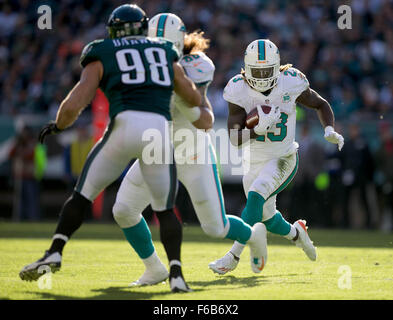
top-left (20, 4), bottom-right (212, 293)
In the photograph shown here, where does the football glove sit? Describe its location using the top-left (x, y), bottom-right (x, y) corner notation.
top-left (324, 126), bottom-right (344, 151)
top-left (38, 121), bottom-right (62, 144)
top-left (253, 105), bottom-right (281, 136)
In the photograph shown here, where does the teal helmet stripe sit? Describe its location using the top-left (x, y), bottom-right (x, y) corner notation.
top-left (156, 14), bottom-right (168, 37)
top-left (258, 40), bottom-right (266, 61)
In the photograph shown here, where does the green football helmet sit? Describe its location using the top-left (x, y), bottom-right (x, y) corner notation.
top-left (106, 4), bottom-right (149, 39)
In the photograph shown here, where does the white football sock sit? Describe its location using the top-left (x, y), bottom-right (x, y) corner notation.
top-left (52, 234), bottom-right (69, 242)
top-left (230, 241), bottom-right (245, 258)
top-left (284, 224), bottom-right (297, 240)
top-left (169, 260), bottom-right (182, 268)
top-left (142, 251), bottom-right (164, 269)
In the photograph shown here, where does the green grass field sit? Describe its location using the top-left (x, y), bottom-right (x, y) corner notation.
top-left (0, 222), bottom-right (392, 300)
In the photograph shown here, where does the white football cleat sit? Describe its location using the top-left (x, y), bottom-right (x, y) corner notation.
top-left (249, 223), bottom-right (268, 273)
top-left (130, 264), bottom-right (169, 286)
top-left (208, 252), bottom-right (239, 275)
top-left (293, 220), bottom-right (317, 261)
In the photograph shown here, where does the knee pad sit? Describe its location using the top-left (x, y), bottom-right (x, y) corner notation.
top-left (187, 175), bottom-right (211, 203)
top-left (77, 180), bottom-right (98, 203)
top-left (249, 177), bottom-right (272, 200)
top-left (126, 164), bottom-right (146, 187)
top-left (112, 201), bottom-right (142, 228)
top-left (190, 189), bottom-right (227, 238)
top-left (201, 222), bottom-right (226, 238)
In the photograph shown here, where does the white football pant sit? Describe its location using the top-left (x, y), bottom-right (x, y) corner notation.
top-left (75, 110), bottom-right (176, 212)
top-left (243, 152), bottom-right (298, 221)
top-left (113, 133), bottom-right (230, 238)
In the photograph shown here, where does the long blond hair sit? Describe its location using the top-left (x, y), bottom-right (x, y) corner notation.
top-left (279, 64), bottom-right (293, 72)
top-left (183, 31), bottom-right (210, 55)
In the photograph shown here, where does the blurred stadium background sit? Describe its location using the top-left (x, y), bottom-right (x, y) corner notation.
top-left (0, 0), bottom-right (392, 231)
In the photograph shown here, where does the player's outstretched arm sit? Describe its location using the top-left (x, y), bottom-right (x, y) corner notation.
top-left (55, 61), bottom-right (103, 130)
top-left (39, 61), bottom-right (103, 144)
top-left (296, 87), bottom-right (344, 150)
top-left (296, 87), bottom-right (334, 128)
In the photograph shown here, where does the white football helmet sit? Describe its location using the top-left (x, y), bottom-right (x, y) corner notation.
top-left (148, 13), bottom-right (186, 55)
top-left (244, 39), bottom-right (280, 92)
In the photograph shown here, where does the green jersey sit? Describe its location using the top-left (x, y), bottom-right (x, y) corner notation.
top-left (80, 37), bottom-right (180, 120)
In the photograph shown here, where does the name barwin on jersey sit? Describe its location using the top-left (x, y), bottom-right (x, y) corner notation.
top-left (112, 37), bottom-right (166, 47)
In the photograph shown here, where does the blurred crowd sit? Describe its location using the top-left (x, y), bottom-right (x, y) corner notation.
top-left (0, 0), bottom-right (393, 118)
top-left (282, 120), bottom-right (393, 230)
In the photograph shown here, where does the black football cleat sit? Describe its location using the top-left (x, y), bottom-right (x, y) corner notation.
top-left (19, 251), bottom-right (62, 281)
top-left (169, 264), bottom-right (192, 293)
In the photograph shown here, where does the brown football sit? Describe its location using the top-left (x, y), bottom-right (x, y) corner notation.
top-left (245, 105), bottom-right (271, 129)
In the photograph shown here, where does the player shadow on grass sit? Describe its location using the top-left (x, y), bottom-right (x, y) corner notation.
top-left (26, 285), bottom-right (203, 300)
top-left (189, 273), bottom-right (311, 290)
top-left (189, 275), bottom-right (265, 290)
top-left (26, 273), bottom-right (311, 299)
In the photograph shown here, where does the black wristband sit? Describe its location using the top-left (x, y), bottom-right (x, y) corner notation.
top-left (53, 123), bottom-right (62, 133)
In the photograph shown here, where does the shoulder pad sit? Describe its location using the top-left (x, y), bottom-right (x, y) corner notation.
top-left (163, 39), bottom-right (180, 61)
top-left (223, 74), bottom-right (246, 105)
top-left (180, 52), bottom-right (215, 85)
top-left (280, 67), bottom-right (309, 96)
top-left (80, 39), bottom-right (104, 68)
top-left (148, 37), bottom-right (180, 61)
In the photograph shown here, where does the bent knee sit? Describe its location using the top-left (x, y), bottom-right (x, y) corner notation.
top-left (201, 223), bottom-right (226, 238)
top-left (112, 201), bottom-right (141, 228)
top-left (250, 179), bottom-right (272, 198)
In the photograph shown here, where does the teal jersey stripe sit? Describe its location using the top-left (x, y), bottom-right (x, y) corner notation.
top-left (208, 144), bottom-right (227, 227)
top-left (258, 40), bottom-right (265, 61)
top-left (156, 14), bottom-right (168, 37)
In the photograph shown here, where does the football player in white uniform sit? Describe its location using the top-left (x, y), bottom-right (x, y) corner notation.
top-left (112, 14), bottom-right (268, 292)
top-left (208, 39), bottom-right (344, 274)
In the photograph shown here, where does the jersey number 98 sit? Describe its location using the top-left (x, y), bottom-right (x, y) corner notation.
top-left (115, 48), bottom-right (171, 86)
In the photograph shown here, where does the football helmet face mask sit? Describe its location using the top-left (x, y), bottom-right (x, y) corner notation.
top-left (107, 4), bottom-right (149, 39)
top-left (244, 39), bottom-right (280, 92)
top-left (148, 13), bottom-right (186, 55)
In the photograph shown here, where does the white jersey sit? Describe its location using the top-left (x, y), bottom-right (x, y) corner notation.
top-left (223, 67), bottom-right (309, 162)
top-left (171, 51), bottom-right (215, 161)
